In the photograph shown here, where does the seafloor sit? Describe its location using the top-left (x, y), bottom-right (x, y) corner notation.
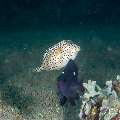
top-left (0, 25), bottom-right (120, 120)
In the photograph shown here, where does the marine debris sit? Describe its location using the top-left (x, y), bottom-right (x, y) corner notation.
top-left (34, 40), bottom-right (80, 72)
top-left (79, 75), bottom-right (120, 120)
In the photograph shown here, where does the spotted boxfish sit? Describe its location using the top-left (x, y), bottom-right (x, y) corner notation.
top-left (34, 40), bottom-right (80, 72)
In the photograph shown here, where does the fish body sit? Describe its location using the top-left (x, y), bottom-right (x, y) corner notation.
top-left (57, 59), bottom-right (85, 106)
top-left (35, 40), bottom-right (80, 72)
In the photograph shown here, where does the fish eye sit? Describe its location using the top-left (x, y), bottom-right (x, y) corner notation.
top-left (73, 72), bottom-right (76, 76)
top-left (62, 72), bottom-right (64, 74)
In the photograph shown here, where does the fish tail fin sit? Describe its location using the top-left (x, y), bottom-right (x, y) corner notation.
top-left (32, 66), bottom-right (43, 72)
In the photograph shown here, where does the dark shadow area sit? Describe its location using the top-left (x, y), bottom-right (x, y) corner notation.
top-left (0, 0), bottom-right (120, 31)
top-left (63, 101), bottom-right (82, 120)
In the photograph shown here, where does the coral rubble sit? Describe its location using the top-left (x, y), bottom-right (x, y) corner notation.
top-left (79, 75), bottom-right (120, 120)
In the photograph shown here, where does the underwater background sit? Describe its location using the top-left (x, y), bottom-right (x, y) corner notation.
top-left (0, 0), bottom-right (120, 120)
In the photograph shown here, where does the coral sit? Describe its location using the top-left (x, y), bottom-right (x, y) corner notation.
top-left (112, 75), bottom-right (120, 96)
top-left (111, 109), bottom-right (120, 120)
top-left (79, 76), bottom-right (120, 120)
top-left (79, 80), bottom-right (102, 119)
top-left (83, 80), bottom-right (101, 100)
top-left (100, 98), bottom-right (120, 120)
